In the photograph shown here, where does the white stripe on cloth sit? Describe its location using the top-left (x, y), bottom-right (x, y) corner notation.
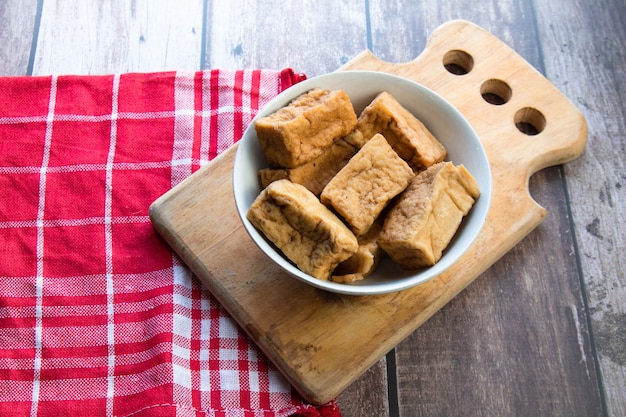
top-left (199, 71), bottom-right (214, 164)
top-left (105, 73), bottom-right (121, 416)
top-left (171, 71), bottom-right (196, 187)
top-left (0, 111), bottom-right (178, 124)
top-left (30, 74), bottom-right (58, 417)
top-left (0, 160), bottom-right (192, 175)
top-left (259, 70), bottom-right (283, 104)
top-left (0, 215), bottom-right (150, 230)
top-left (216, 70), bottom-right (236, 157)
top-left (172, 264), bottom-right (193, 390)
top-left (0, 108), bottom-right (257, 125)
top-left (171, 72), bottom-right (197, 396)
top-left (241, 71), bottom-right (255, 135)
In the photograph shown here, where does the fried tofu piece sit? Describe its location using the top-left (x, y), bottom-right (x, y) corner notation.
top-left (378, 161), bottom-right (480, 269)
top-left (320, 133), bottom-right (414, 236)
top-left (332, 221), bottom-right (383, 283)
top-left (258, 138), bottom-right (357, 196)
top-left (357, 91), bottom-right (447, 171)
top-left (342, 129), bottom-right (367, 148)
top-left (254, 88), bottom-right (357, 168)
top-left (246, 179), bottom-right (358, 280)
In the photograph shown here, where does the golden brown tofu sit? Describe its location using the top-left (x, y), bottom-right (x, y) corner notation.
top-left (258, 138), bottom-right (357, 196)
top-left (320, 133), bottom-right (414, 236)
top-left (357, 91), bottom-right (447, 171)
top-left (341, 129), bottom-right (367, 148)
top-left (378, 161), bottom-right (480, 270)
top-left (254, 88), bottom-right (357, 168)
top-left (331, 221), bottom-right (383, 283)
top-left (246, 179), bottom-right (358, 280)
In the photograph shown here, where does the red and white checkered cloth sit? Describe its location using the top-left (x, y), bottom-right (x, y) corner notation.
top-left (0, 69), bottom-right (342, 417)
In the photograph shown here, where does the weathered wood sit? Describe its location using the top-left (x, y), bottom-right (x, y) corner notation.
top-left (32, 0), bottom-right (204, 75)
top-left (0, 0), bottom-right (38, 75)
top-left (365, 2), bottom-right (604, 416)
top-left (336, 358), bottom-right (390, 417)
top-left (394, 169), bottom-right (602, 416)
top-left (533, 0), bottom-right (626, 415)
top-left (368, 0), bottom-right (543, 66)
top-left (203, 0), bottom-right (368, 76)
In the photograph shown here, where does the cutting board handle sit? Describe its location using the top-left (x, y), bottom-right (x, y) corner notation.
top-left (342, 20), bottom-right (587, 180)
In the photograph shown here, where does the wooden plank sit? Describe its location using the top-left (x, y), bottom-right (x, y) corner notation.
top-left (0, 0), bottom-right (39, 75)
top-left (150, 20), bottom-right (589, 406)
top-left (533, 0), bottom-right (626, 415)
top-left (31, 0), bottom-right (204, 75)
top-left (366, 2), bottom-right (604, 416)
top-left (394, 168), bottom-right (602, 416)
top-left (368, 0), bottom-right (542, 65)
top-left (203, 0), bottom-right (368, 77)
top-left (336, 358), bottom-right (390, 417)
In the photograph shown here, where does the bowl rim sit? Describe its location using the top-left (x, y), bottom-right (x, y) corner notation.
top-left (233, 70), bottom-right (492, 295)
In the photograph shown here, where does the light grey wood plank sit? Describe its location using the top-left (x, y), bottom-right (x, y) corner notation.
top-left (0, 0), bottom-right (39, 75)
top-left (32, 0), bottom-right (204, 75)
top-left (204, 0), bottom-right (368, 76)
top-left (367, 0), bottom-right (541, 65)
top-left (534, 0), bottom-right (626, 415)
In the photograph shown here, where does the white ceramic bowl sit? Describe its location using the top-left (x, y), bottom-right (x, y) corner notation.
top-left (233, 71), bottom-right (491, 295)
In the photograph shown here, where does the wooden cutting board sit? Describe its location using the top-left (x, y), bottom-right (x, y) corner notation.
top-left (149, 20), bottom-right (587, 405)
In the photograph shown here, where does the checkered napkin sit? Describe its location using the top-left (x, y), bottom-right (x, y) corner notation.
top-left (0, 69), bottom-right (342, 417)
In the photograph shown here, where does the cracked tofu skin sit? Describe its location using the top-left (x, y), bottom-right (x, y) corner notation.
top-left (258, 138), bottom-right (356, 196)
top-left (254, 88), bottom-right (357, 168)
top-left (320, 133), bottom-right (414, 236)
top-left (332, 221), bottom-right (383, 283)
top-left (246, 179), bottom-right (358, 280)
top-left (357, 91), bottom-right (447, 171)
top-left (379, 161), bottom-right (480, 270)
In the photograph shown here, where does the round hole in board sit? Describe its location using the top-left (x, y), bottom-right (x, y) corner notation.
top-left (443, 50), bottom-right (474, 75)
top-left (515, 107), bottom-right (546, 135)
top-left (481, 79), bottom-right (512, 105)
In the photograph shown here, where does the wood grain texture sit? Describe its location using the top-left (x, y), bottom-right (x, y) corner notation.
top-left (0, 0), bottom-right (38, 75)
top-left (335, 358), bottom-right (390, 417)
top-left (366, 2), bottom-right (604, 416)
top-left (533, 0), bottom-right (626, 415)
top-left (203, 0), bottom-right (367, 76)
top-left (393, 168), bottom-right (602, 416)
top-left (368, 0), bottom-right (541, 65)
top-left (32, 0), bottom-right (204, 75)
top-left (150, 20), bottom-right (589, 406)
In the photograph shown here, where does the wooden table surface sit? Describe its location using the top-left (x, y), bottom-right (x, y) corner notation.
top-left (2, 1), bottom-right (624, 416)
